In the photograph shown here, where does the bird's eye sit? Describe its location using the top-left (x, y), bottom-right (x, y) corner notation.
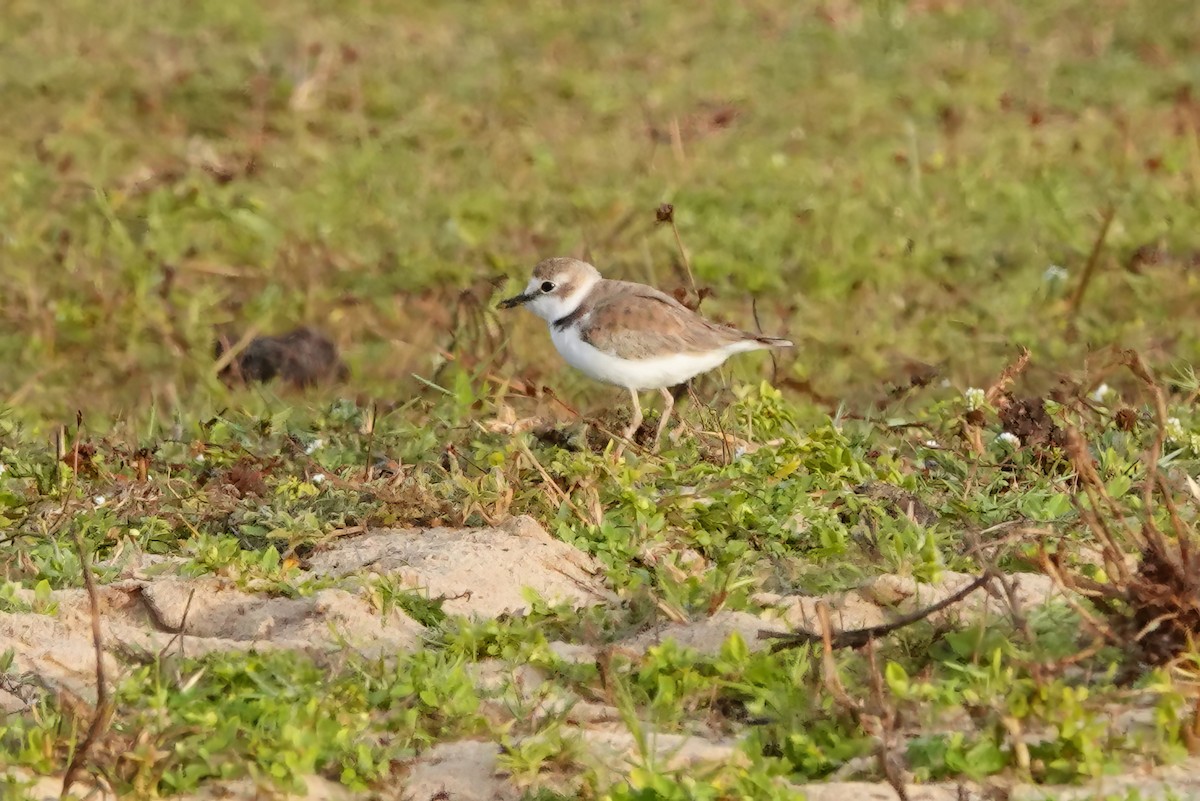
top-left (540, 281), bottom-right (555, 293)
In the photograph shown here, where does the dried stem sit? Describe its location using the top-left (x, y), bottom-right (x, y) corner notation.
top-left (362, 401), bottom-right (378, 482)
top-left (816, 602), bottom-right (857, 710)
top-left (867, 639), bottom-right (910, 801)
top-left (1124, 349), bottom-right (1169, 515)
top-left (1067, 204), bottom-right (1117, 322)
top-left (984, 346), bottom-right (1031, 408)
top-left (655, 203), bottom-right (700, 308)
top-left (157, 586), bottom-right (198, 659)
top-left (211, 326), bottom-right (261, 379)
top-left (60, 531), bottom-right (112, 799)
top-left (762, 570), bottom-right (996, 651)
top-left (515, 439), bottom-right (597, 527)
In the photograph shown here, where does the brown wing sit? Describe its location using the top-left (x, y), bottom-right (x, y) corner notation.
top-left (578, 282), bottom-right (755, 360)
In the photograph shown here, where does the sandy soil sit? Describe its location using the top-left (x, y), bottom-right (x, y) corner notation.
top-left (3, 516), bottom-right (1198, 800)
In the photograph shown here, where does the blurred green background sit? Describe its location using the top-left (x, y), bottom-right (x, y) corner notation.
top-left (2, 0), bottom-right (1198, 424)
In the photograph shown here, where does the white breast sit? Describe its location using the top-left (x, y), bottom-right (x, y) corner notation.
top-left (549, 324), bottom-right (738, 390)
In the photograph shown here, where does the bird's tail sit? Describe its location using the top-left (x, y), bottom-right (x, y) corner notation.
top-left (752, 334), bottom-right (793, 348)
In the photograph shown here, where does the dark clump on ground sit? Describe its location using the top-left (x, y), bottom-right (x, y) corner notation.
top-left (580, 407), bottom-right (659, 453)
top-left (1126, 542), bottom-right (1200, 666)
top-left (215, 327), bottom-right (350, 389)
top-left (1126, 241), bottom-right (1200, 273)
top-left (999, 395), bottom-right (1065, 450)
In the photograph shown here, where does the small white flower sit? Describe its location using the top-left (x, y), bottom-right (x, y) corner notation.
top-left (964, 387), bottom-right (986, 411)
top-left (1044, 264), bottom-right (1068, 282)
top-left (0, 463), bottom-right (6, 475)
top-left (194, 454), bottom-right (206, 463)
top-left (924, 439), bottom-right (940, 449)
top-left (1090, 383), bottom-right (1112, 403)
top-left (93, 495), bottom-right (106, 507)
top-left (311, 473), bottom-right (326, 484)
top-left (1166, 417), bottom-right (1185, 443)
top-left (305, 439), bottom-right (325, 455)
top-left (998, 432), bottom-right (1021, 448)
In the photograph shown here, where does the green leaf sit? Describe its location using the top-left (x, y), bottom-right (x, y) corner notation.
top-left (260, 546), bottom-right (280, 573)
top-left (720, 632), bottom-right (750, 664)
top-left (962, 739), bottom-right (1007, 777)
top-left (33, 579), bottom-right (52, 608)
top-left (884, 661), bottom-right (910, 697)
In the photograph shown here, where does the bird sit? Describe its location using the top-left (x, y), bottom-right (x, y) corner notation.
top-left (499, 257), bottom-right (793, 452)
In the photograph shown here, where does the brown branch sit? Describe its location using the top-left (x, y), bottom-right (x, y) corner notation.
top-left (1067, 204), bottom-right (1117, 322)
top-left (157, 586), bottom-right (197, 659)
top-left (61, 531), bottom-right (112, 799)
top-left (760, 571), bottom-right (996, 652)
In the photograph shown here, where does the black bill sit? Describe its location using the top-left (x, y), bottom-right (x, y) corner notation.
top-left (499, 292), bottom-right (534, 309)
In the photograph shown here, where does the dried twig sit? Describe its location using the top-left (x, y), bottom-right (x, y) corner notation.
top-left (514, 439), bottom-right (597, 527)
top-left (984, 346), bottom-right (1032, 408)
top-left (1067, 204), bottom-right (1117, 322)
top-left (1123, 349), bottom-right (1169, 511)
top-left (863, 640), bottom-right (909, 801)
top-left (761, 571), bottom-right (996, 651)
top-left (655, 203), bottom-right (700, 309)
top-left (157, 586), bottom-right (198, 659)
top-left (816, 602), bottom-right (857, 709)
top-left (1066, 427), bottom-right (1144, 555)
top-left (362, 401), bottom-right (378, 482)
top-left (962, 346), bottom-right (1033, 459)
top-left (211, 326), bottom-right (261, 378)
top-left (751, 296), bottom-right (781, 385)
top-left (61, 531), bottom-right (113, 799)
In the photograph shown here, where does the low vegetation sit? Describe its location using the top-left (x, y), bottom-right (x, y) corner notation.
top-left (3, 0), bottom-right (1200, 798)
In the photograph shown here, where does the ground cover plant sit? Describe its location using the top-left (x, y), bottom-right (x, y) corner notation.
top-left (3, 0), bottom-right (1200, 799)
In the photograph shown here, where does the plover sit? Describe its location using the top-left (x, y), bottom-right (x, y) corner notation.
top-left (500, 257), bottom-right (792, 451)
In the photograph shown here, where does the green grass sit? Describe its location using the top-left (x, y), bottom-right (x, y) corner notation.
top-left (3, 0), bottom-right (1200, 798)
top-left (2, 0), bottom-right (1199, 418)
top-left (4, 381), bottom-right (1200, 797)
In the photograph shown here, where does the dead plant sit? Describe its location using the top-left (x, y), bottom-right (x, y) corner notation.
top-left (1039, 350), bottom-right (1200, 670)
